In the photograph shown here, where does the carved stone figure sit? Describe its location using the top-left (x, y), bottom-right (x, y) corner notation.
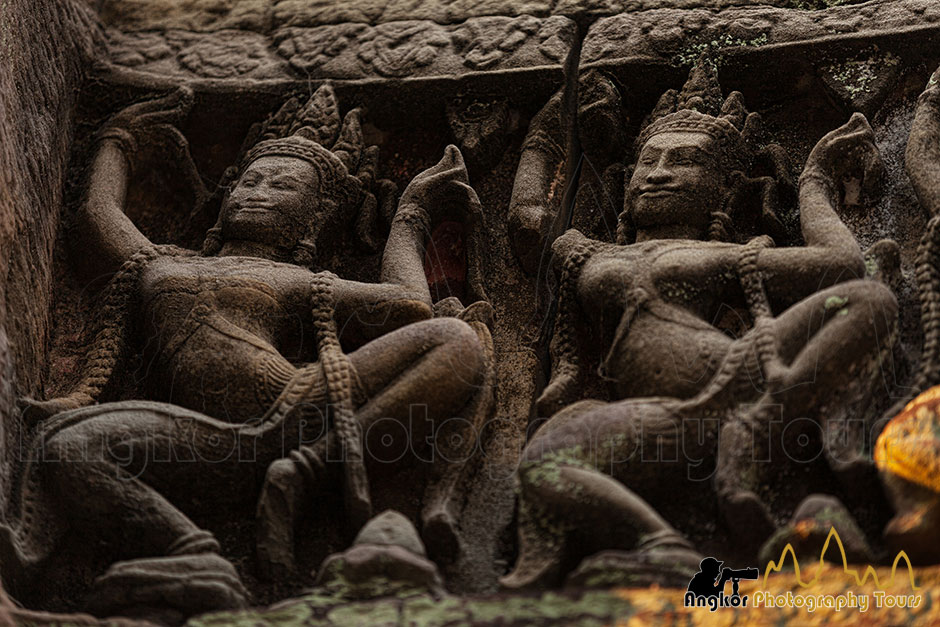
top-left (446, 93), bottom-right (516, 177)
top-left (3, 84), bottom-right (491, 621)
top-left (874, 64), bottom-right (940, 564)
top-left (501, 63), bottom-right (898, 589)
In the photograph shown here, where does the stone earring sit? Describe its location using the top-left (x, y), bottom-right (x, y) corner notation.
top-left (293, 238), bottom-right (316, 268)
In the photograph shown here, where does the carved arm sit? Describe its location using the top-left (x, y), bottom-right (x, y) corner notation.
top-left (77, 135), bottom-right (152, 276)
top-left (76, 87), bottom-right (195, 277)
top-left (756, 113), bottom-right (880, 301)
top-left (907, 66), bottom-right (940, 216)
top-left (333, 145), bottom-right (482, 338)
top-left (508, 89), bottom-right (567, 274)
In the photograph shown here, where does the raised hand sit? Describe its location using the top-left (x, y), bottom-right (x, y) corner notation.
top-left (804, 112), bottom-right (885, 202)
top-left (395, 145), bottom-right (480, 230)
top-left (907, 64), bottom-right (940, 216)
top-left (99, 86), bottom-right (195, 169)
top-left (104, 85), bottom-right (194, 135)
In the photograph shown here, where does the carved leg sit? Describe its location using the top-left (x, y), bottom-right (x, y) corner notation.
top-left (43, 435), bottom-right (210, 559)
top-left (770, 280), bottom-right (897, 484)
top-left (716, 280), bottom-right (897, 546)
top-left (500, 490), bottom-right (568, 590)
top-left (420, 422), bottom-right (471, 564)
top-left (714, 406), bottom-right (777, 550)
top-left (503, 399), bottom-right (699, 590)
top-left (255, 318), bottom-right (487, 574)
top-left (502, 462), bottom-right (692, 590)
top-left (351, 317), bottom-right (486, 563)
top-left (256, 442), bottom-right (326, 579)
top-left (421, 318), bottom-right (496, 564)
top-left (21, 404), bottom-right (249, 619)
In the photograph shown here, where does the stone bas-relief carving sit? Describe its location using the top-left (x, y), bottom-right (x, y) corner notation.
top-left (2, 83), bottom-right (495, 622)
top-left (503, 63), bottom-right (898, 589)
top-left (874, 65), bottom-right (940, 564)
top-left (105, 15), bottom-right (575, 81)
top-left (95, 0), bottom-right (803, 33)
top-left (11, 0), bottom-right (940, 624)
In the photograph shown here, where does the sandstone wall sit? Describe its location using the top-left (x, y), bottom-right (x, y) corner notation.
top-left (95, 0), bottom-right (856, 31)
top-left (0, 0), bottom-right (103, 501)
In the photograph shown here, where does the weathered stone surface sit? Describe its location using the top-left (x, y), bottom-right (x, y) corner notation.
top-left (9, 0), bottom-right (940, 623)
top-left (107, 28), bottom-right (288, 79)
top-left (93, 0), bottom-right (866, 31)
top-left (99, 0), bottom-right (273, 33)
top-left (103, 15), bottom-right (575, 81)
top-left (187, 565), bottom-right (940, 626)
top-left (271, 0), bottom-right (558, 29)
top-left (0, 0), bottom-right (103, 511)
top-left (278, 15), bottom-right (573, 78)
top-left (583, 0), bottom-right (940, 67)
top-left (556, 0), bottom-right (793, 17)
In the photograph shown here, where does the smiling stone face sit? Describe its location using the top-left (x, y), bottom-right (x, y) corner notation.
top-left (626, 131), bottom-right (728, 240)
top-left (221, 155), bottom-right (319, 249)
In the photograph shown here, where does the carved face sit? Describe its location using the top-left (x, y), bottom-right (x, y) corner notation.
top-left (220, 156), bottom-right (318, 249)
top-left (626, 131), bottom-right (728, 240)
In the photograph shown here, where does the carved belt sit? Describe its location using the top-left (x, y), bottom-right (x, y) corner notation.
top-left (159, 291), bottom-right (279, 364)
top-left (598, 287), bottom-right (651, 381)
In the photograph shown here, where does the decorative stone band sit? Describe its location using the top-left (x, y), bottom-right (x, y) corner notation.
top-left (309, 271), bottom-right (373, 530)
top-left (582, 0), bottom-right (940, 69)
top-left (242, 136), bottom-right (346, 176)
top-left (95, 0), bottom-right (805, 32)
top-left (638, 110), bottom-right (749, 170)
top-left (103, 15), bottom-right (575, 82)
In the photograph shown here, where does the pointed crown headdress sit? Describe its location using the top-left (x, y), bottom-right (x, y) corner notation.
top-left (616, 59), bottom-right (794, 246)
top-left (240, 83), bottom-right (361, 202)
top-left (636, 60), bottom-right (764, 173)
top-left (206, 83), bottom-right (391, 263)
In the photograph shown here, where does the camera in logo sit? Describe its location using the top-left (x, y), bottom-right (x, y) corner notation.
top-left (685, 557), bottom-right (758, 611)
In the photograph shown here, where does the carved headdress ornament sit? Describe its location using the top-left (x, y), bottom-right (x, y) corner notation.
top-left (240, 84), bottom-right (362, 201)
top-left (637, 60), bottom-right (764, 171)
top-left (205, 83), bottom-right (392, 262)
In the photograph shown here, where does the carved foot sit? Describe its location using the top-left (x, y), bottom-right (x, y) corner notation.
top-left (499, 548), bottom-right (564, 591)
top-left (256, 447), bottom-right (324, 580)
top-left (85, 553), bottom-right (247, 625)
top-left (565, 544), bottom-right (702, 590)
top-left (422, 507), bottom-right (462, 566)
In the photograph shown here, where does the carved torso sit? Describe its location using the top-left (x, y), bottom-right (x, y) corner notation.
top-left (575, 238), bottom-right (751, 400)
top-left (138, 255), bottom-right (315, 421)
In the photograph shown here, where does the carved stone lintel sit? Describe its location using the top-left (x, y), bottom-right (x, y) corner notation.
top-left (582, 0), bottom-right (940, 68)
top-left (104, 15), bottom-right (575, 81)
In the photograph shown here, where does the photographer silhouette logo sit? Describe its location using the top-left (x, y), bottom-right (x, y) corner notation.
top-left (684, 557), bottom-right (758, 611)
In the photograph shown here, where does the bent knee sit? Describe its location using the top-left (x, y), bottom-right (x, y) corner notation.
top-left (44, 429), bottom-right (98, 463)
top-left (844, 280), bottom-right (898, 332)
top-left (262, 458), bottom-right (301, 493)
top-left (427, 317), bottom-right (486, 382)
